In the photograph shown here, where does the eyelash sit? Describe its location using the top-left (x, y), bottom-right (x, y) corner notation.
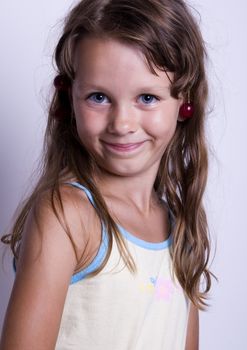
top-left (86, 92), bottom-right (159, 105)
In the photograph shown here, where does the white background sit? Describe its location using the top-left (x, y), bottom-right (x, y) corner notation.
top-left (0, 1), bottom-right (246, 348)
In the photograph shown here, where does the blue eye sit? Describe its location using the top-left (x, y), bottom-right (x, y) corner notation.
top-left (139, 94), bottom-right (158, 104)
top-left (87, 93), bottom-right (109, 104)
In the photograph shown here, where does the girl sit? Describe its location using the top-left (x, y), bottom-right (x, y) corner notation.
top-left (0, 0), bottom-right (213, 349)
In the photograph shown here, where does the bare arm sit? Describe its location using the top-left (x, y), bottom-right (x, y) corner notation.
top-left (185, 303), bottom-right (199, 350)
top-left (0, 187), bottom-right (89, 350)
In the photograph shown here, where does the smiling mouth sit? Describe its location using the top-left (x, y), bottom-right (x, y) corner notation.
top-left (101, 141), bottom-right (146, 153)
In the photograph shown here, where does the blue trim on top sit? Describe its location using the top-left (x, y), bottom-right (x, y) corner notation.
top-left (117, 224), bottom-right (172, 250)
top-left (13, 257), bottom-right (16, 272)
top-left (65, 181), bottom-right (108, 284)
top-left (68, 181), bottom-right (173, 251)
top-left (67, 182), bottom-right (96, 208)
top-left (70, 226), bottom-right (109, 284)
top-left (66, 182), bottom-right (173, 284)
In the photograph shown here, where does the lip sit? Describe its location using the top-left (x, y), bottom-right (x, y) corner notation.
top-left (101, 141), bottom-right (146, 153)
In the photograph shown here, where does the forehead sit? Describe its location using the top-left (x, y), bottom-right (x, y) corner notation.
top-left (73, 36), bottom-right (172, 88)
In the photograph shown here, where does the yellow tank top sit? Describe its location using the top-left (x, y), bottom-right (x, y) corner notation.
top-left (55, 182), bottom-right (189, 349)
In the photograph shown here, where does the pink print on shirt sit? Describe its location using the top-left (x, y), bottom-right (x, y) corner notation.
top-left (139, 276), bottom-right (181, 301)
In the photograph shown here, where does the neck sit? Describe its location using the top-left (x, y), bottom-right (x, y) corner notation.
top-left (94, 167), bottom-right (161, 215)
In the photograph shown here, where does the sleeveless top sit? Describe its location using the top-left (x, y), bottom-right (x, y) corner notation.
top-left (54, 182), bottom-right (189, 350)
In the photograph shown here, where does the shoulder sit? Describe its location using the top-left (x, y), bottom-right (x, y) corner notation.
top-left (17, 182), bottom-right (100, 273)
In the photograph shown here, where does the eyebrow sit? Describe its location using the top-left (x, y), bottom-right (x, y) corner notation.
top-left (75, 82), bottom-right (171, 93)
top-left (138, 86), bottom-right (171, 92)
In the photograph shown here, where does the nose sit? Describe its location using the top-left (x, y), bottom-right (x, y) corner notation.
top-left (107, 104), bottom-right (138, 136)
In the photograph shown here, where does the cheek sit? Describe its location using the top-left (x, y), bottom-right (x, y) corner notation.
top-left (74, 107), bottom-right (106, 139)
top-left (144, 106), bottom-right (178, 140)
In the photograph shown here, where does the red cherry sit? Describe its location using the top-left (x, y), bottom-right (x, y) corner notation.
top-left (179, 102), bottom-right (194, 119)
top-left (54, 75), bottom-right (70, 91)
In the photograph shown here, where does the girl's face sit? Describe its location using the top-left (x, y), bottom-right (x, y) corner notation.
top-left (72, 36), bottom-right (182, 178)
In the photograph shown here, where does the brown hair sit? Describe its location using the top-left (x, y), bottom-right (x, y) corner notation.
top-left (2, 0), bottom-right (213, 309)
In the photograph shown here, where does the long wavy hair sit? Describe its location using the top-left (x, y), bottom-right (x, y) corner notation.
top-left (2, 0), bottom-right (213, 309)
